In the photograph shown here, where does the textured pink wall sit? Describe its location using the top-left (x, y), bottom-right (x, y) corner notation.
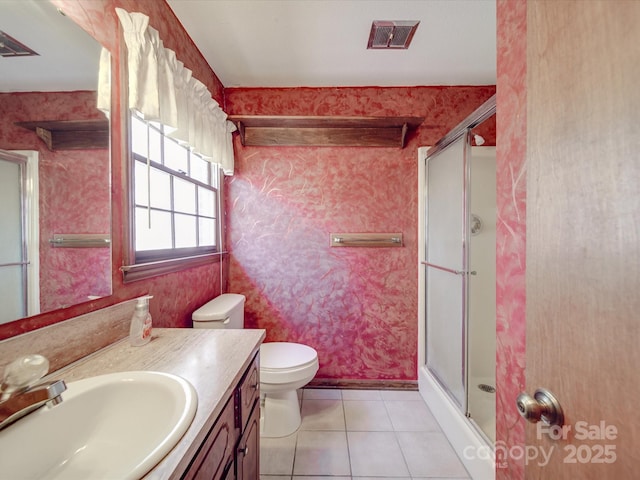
top-left (496, 0), bottom-right (527, 478)
top-left (226, 86), bottom-right (495, 381)
top-left (39, 145), bottom-right (111, 311)
top-left (0, 91), bottom-right (111, 313)
top-left (0, 0), bottom-right (224, 339)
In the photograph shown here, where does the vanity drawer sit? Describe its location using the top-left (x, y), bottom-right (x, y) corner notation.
top-left (183, 395), bottom-right (237, 480)
top-left (236, 352), bottom-right (259, 431)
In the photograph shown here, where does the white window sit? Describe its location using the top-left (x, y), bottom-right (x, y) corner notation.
top-left (130, 113), bottom-right (221, 265)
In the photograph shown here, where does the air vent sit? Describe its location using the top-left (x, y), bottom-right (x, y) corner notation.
top-left (367, 21), bottom-right (420, 49)
top-left (0, 30), bottom-right (38, 57)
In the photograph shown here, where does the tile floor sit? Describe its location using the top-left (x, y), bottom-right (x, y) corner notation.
top-left (260, 388), bottom-right (470, 480)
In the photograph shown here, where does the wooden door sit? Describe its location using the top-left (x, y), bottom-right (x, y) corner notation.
top-left (525, 1), bottom-right (640, 478)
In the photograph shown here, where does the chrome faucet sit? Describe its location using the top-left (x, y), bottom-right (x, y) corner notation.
top-left (0, 354), bottom-right (66, 430)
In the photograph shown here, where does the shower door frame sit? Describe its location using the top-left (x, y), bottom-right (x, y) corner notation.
top-left (0, 149), bottom-right (40, 320)
top-left (423, 134), bottom-right (471, 411)
top-left (420, 95), bottom-right (496, 410)
top-left (416, 95), bottom-right (496, 480)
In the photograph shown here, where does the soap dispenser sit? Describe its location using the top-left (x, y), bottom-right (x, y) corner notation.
top-left (129, 295), bottom-right (153, 346)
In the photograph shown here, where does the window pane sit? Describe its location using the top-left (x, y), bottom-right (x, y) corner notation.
top-left (191, 155), bottom-right (210, 185)
top-left (199, 217), bottom-right (216, 247)
top-left (164, 138), bottom-right (188, 174)
top-left (135, 207), bottom-right (172, 251)
top-left (198, 187), bottom-right (215, 217)
top-left (148, 126), bottom-right (162, 164)
top-left (174, 177), bottom-right (196, 214)
top-left (131, 115), bottom-right (148, 157)
top-left (131, 114), bottom-right (221, 265)
top-left (134, 161), bottom-right (148, 207)
top-left (175, 214), bottom-right (197, 248)
top-left (149, 167), bottom-right (171, 210)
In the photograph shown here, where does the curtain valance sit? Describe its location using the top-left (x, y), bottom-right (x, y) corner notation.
top-left (115, 8), bottom-right (235, 175)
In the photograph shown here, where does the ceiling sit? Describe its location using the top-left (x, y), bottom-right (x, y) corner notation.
top-left (0, 1), bottom-right (496, 92)
top-left (0, 1), bottom-right (101, 92)
top-left (166, 0), bottom-right (496, 88)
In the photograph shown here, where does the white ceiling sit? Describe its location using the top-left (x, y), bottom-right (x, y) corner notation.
top-left (166, 0), bottom-right (497, 88)
top-left (0, 1), bottom-right (101, 92)
top-left (0, 1), bottom-right (496, 93)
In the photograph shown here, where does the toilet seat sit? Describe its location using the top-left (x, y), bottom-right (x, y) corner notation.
top-left (260, 342), bottom-right (318, 385)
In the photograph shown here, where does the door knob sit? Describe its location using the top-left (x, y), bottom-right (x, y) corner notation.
top-left (516, 388), bottom-right (564, 426)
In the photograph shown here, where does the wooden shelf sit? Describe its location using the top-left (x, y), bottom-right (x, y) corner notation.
top-left (228, 115), bottom-right (424, 148)
top-left (15, 119), bottom-right (109, 151)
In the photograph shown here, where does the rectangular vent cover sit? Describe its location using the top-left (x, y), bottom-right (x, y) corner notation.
top-left (367, 21), bottom-right (420, 49)
top-left (0, 30), bottom-right (38, 57)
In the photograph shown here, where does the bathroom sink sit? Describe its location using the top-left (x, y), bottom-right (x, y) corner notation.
top-left (0, 371), bottom-right (198, 479)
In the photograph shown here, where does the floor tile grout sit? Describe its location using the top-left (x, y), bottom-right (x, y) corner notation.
top-left (341, 393), bottom-right (353, 478)
top-left (261, 388), bottom-right (471, 480)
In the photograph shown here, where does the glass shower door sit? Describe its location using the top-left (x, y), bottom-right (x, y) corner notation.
top-left (424, 135), bottom-right (467, 408)
top-left (0, 153), bottom-right (27, 323)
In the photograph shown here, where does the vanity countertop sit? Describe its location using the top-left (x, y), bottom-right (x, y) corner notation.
top-left (49, 327), bottom-right (265, 479)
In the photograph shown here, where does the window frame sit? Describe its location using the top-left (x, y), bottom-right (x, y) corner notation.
top-left (121, 113), bottom-right (225, 283)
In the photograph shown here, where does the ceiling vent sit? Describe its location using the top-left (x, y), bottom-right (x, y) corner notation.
top-left (367, 20), bottom-right (420, 49)
top-left (0, 30), bottom-right (38, 57)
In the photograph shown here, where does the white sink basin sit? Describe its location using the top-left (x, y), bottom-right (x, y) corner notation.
top-left (0, 371), bottom-right (198, 479)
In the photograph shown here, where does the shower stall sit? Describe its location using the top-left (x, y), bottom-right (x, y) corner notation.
top-left (417, 96), bottom-right (496, 479)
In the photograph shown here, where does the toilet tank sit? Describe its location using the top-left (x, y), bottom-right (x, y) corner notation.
top-left (192, 293), bottom-right (246, 329)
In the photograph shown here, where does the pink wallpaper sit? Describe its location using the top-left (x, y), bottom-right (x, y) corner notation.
top-left (496, 0), bottom-right (527, 478)
top-left (0, 91), bottom-right (111, 313)
top-left (226, 86), bottom-right (495, 381)
top-left (39, 145), bottom-right (111, 312)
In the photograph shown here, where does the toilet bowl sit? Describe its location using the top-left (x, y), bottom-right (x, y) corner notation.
top-left (192, 294), bottom-right (319, 438)
top-left (260, 342), bottom-right (319, 437)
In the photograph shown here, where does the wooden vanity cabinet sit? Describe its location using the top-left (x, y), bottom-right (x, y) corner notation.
top-left (182, 352), bottom-right (260, 480)
top-left (182, 392), bottom-right (237, 480)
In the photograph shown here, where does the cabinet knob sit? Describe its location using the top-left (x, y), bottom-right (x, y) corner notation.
top-left (238, 446), bottom-right (249, 456)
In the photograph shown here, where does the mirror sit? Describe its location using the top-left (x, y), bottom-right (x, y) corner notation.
top-left (0, 0), bottom-right (112, 324)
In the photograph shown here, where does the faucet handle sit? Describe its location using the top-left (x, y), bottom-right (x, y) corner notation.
top-left (1, 355), bottom-right (50, 395)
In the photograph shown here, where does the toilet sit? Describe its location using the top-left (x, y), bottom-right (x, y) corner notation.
top-left (192, 293), bottom-right (319, 438)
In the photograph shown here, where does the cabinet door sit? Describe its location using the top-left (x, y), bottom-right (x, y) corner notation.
top-left (237, 353), bottom-right (259, 430)
top-left (236, 402), bottom-right (259, 480)
top-left (183, 397), bottom-right (238, 480)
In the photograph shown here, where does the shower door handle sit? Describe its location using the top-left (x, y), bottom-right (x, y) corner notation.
top-left (421, 261), bottom-right (471, 276)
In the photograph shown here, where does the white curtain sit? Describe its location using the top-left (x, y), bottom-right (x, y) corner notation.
top-left (97, 48), bottom-right (111, 117)
top-left (115, 8), bottom-right (235, 175)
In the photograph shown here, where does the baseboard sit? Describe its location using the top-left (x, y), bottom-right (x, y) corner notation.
top-left (307, 378), bottom-right (418, 390)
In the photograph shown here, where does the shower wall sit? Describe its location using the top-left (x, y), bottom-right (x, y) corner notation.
top-left (468, 146), bottom-right (497, 441)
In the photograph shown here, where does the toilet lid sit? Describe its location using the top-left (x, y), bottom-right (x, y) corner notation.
top-left (260, 342), bottom-right (318, 370)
